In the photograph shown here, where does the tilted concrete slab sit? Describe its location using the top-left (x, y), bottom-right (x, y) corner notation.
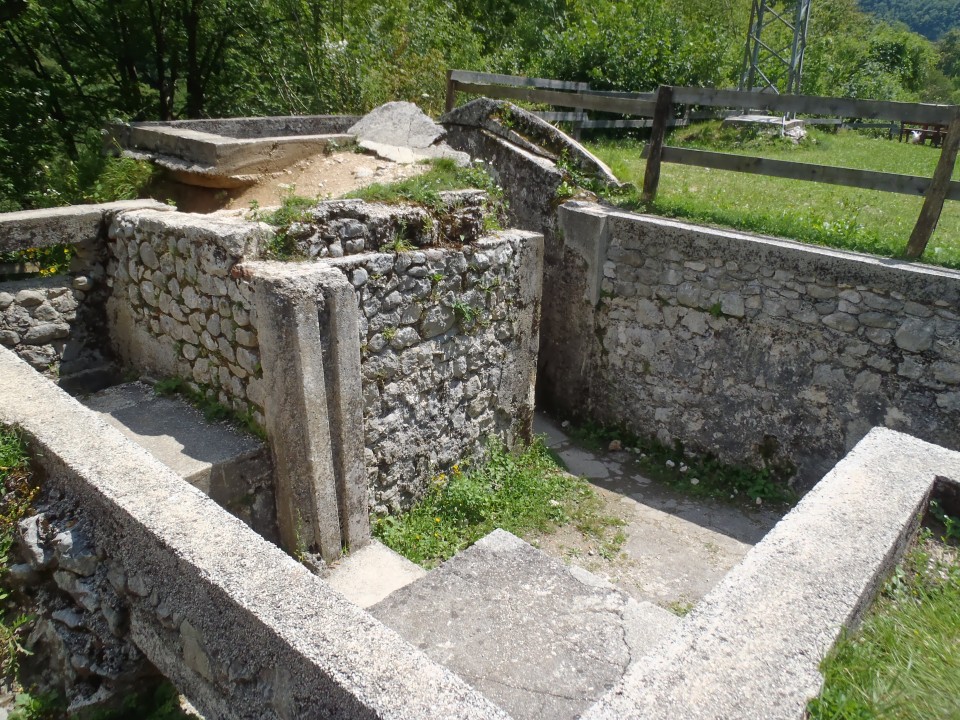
top-left (582, 427), bottom-right (960, 720)
top-left (109, 120), bottom-right (357, 187)
top-left (371, 529), bottom-right (679, 720)
top-left (326, 540), bottom-right (427, 608)
top-left (80, 381), bottom-right (276, 539)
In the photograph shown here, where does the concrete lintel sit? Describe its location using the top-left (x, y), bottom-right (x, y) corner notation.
top-left (556, 202), bottom-right (610, 306)
top-left (0, 200), bottom-right (171, 253)
top-left (251, 262), bottom-right (368, 563)
top-left (583, 427), bottom-right (960, 720)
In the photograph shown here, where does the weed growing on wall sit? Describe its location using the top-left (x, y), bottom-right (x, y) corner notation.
top-left (0, 427), bottom-right (36, 681)
top-left (373, 438), bottom-right (623, 568)
top-left (808, 529), bottom-right (960, 720)
top-left (567, 420), bottom-right (796, 507)
top-left (346, 158), bottom-right (507, 235)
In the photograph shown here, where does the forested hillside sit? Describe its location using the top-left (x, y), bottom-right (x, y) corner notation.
top-left (1, 0), bottom-right (959, 213)
top-left (858, 0), bottom-right (960, 40)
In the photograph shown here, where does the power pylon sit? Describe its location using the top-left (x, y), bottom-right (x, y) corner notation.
top-left (738, 0), bottom-right (813, 95)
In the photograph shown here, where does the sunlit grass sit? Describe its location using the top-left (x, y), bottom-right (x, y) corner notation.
top-left (808, 532), bottom-right (960, 720)
top-left (587, 127), bottom-right (960, 269)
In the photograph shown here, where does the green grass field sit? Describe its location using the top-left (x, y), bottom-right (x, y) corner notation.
top-left (808, 531), bottom-right (960, 720)
top-left (586, 126), bottom-right (960, 269)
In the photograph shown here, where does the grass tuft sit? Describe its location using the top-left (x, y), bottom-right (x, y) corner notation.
top-left (567, 419), bottom-right (795, 507)
top-left (373, 437), bottom-right (623, 568)
top-left (809, 531), bottom-right (960, 720)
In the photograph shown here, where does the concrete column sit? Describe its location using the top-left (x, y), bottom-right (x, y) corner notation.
top-left (253, 264), bottom-right (368, 565)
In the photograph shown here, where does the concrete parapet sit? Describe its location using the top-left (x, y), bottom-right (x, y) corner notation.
top-left (583, 428), bottom-right (960, 720)
top-left (0, 200), bottom-right (171, 253)
top-left (0, 346), bottom-right (508, 720)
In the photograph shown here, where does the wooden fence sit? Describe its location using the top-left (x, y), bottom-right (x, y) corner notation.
top-left (445, 70), bottom-right (960, 259)
top-left (642, 87), bottom-right (960, 259)
top-left (445, 70), bottom-right (684, 135)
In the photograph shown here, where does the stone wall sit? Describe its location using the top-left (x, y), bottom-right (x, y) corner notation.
top-left (556, 203), bottom-right (960, 488)
top-left (0, 276), bottom-right (102, 383)
top-left (0, 201), bottom-right (170, 391)
top-left (327, 231), bottom-right (543, 513)
top-left (105, 210), bottom-right (269, 426)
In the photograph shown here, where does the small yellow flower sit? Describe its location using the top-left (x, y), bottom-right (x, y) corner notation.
top-left (435, 517), bottom-right (441, 523)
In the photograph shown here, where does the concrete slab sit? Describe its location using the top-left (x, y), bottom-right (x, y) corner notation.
top-left (533, 412), bottom-right (783, 608)
top-left (80, 381), bottom-right (276, 537)
top-left (326, 540), bottom-right (426, 608)
top-left (371, 529), bottom-right (679, 720)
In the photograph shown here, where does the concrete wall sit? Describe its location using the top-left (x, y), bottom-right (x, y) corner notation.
top-left (1, 347), bottom-right (508, 719)
top-left (555, 202), bottom-right (960, 487)
top-left (106, 210), bottom-right (270, 425)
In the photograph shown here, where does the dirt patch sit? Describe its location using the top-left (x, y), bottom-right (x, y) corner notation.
top-left (149, 150), bottom-right (431, 214)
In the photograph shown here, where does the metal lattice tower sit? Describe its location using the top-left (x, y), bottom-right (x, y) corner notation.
top-left (738, 0), bottom-right (812, 95)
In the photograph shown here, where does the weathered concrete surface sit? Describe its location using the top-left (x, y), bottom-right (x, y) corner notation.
top-left (80, 381), bottom-right (277, 540)
top-left (326, 540), bottom-right (427, 608)
top-left (372, 529), bottom-right (679, 720)
top-left (583, 428), bottom-right (960, 720)
top-left (0, 346), bottom-right (510, 720)
top-left (109, 115), bottom-right (359, 142)
top-left (0, 201), bottom-right (170, 252)
top-left (251, 262), bottom-right (368, 564)
top-left (349, 102), bottom-right (469, 165)
top-left (534, 413), bottom-right (782, 608)
top-left (442, 99), bottom-right (619, 186)
top-left (113, 124), bottom-right (355, 187)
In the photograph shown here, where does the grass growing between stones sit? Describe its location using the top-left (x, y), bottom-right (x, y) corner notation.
top-left (344, 158), bottom-right (503, 213)
top-left (567, 420), bottom-right (795, 508)
top-left (0, 427), bottom-right (36, 681)
top-left (808, 528), bottom-right (960, 720)
top-left (373, 438), bottom-right (624, 568)
top-left (586, 127), bottom-right (960, 269)
top-left (153, 376), bottom-right (266, 440)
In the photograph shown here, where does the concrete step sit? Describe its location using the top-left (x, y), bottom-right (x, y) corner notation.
top-left (370, 529), bottom-right (679, 720)
top-left (79, 381), bottom-right (277, 540)
top-left (326, 540), bottom-right (427, 608)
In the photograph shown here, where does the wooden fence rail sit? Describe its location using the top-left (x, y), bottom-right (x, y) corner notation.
top-left (643, 86), bottom-right (960, 259)
top-left (446, 71), bottom-right (960, 259)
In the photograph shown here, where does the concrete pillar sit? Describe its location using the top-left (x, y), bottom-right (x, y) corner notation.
top-left (253, 264), bottom-right (368, 565)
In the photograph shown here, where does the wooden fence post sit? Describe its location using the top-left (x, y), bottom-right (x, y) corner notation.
top-left (905, 108), bottom-right (960, 260)
top-left (445, 70), bottom-right (456, 114)
top-left (642, 85), bottom-right (674, 204)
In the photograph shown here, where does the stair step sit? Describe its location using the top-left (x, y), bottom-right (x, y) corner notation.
top-left (371, 529), bottom-right (679, 720)
top-left (79, 381), bottom-right (276, 539)
top-left (326, 540), bottom-right (427, 608)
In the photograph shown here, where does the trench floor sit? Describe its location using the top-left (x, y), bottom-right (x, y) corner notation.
top-left (529, 413), bottom-right (785, 613)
